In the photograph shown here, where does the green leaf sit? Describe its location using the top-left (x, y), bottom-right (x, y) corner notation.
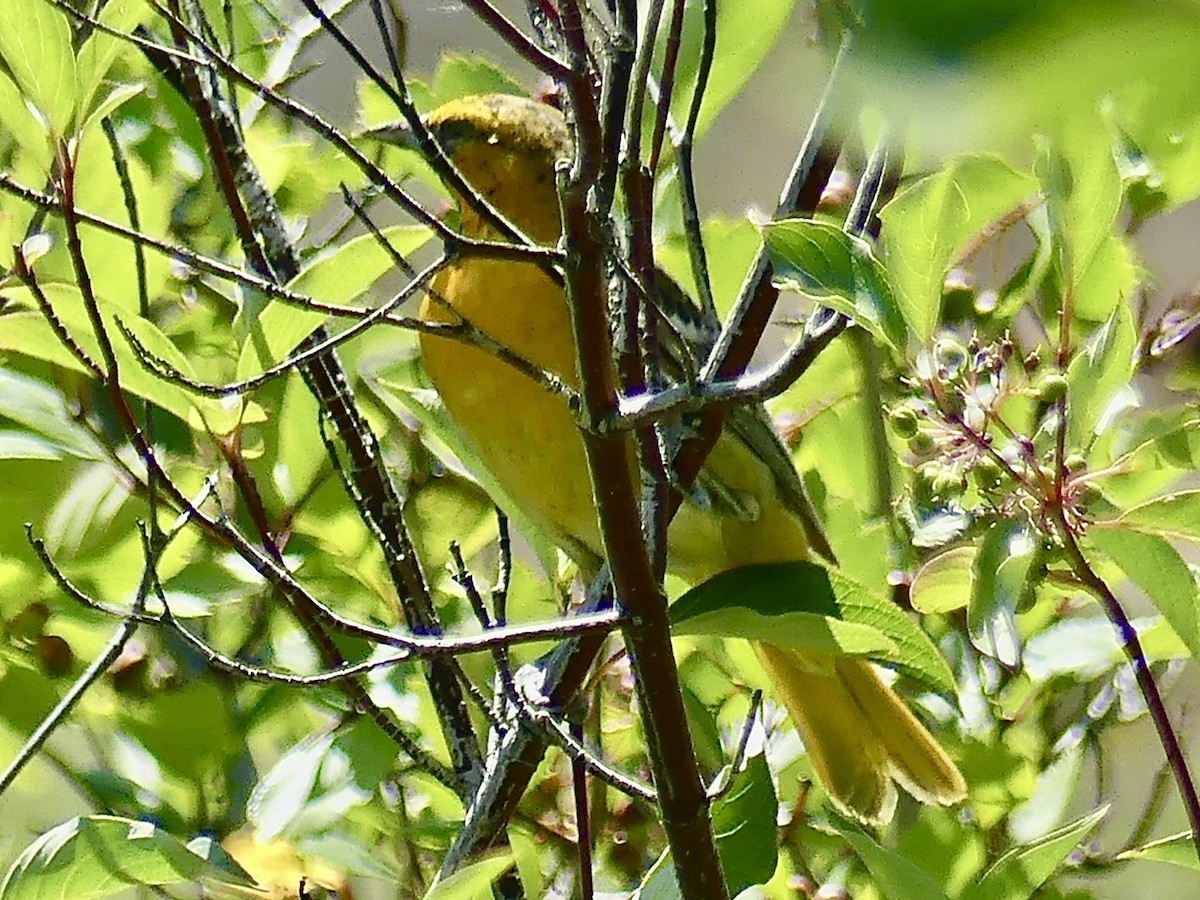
top-left (1034, 119), bottom-right (1125, 324)
top-left (910, 546), bottom-right (974, 614)
top-left (710, 753), bottom-right (778, 895)
top-left (879, 155), bottom-right (1039, 341)
top-left (834, 822), bottom-right (950, 900)
top-left (1114, 832), bottom-right (1200, 871)
top-left (507, 827), bottom-right (546, 899)
top-left (1065, 300), bottom-right (1136, 449)
top-left (0, 369), bottom-right (103, 459)
top-left (120, 681), bottom-right (240, 780)
top-left (764, 217), bottom-right (907, 353)
top-left (422, 852), bottom-right (513, 900)
top-left (0, 286), bottom-right (244, 435)
top-left (0, 0), bottom-right (77, 135)
top-left (293, 833), bottom-right (401, 882)
top-left (847, 3), bottom-right (1200, 169)
top-left (681, 686), bottom-right (725, 775)
top-left (672, 561), bottom-right (955, 694)
top-left (0, 816), bottom-right (259, 900)
top-left (248, 733), bottom-right (333, 841)
top-left (75, 2), bottom-right (147, 124)
top-left (1120, 490), bottom-right (1200, 542)
top-left (78, 83), bottom-right (144, 141)
top-left (1110, 86), bottom-right (1200, 212)
top-left (634, 754), bottom-right (778, 899)
top-left (1022, 616), bottom-right (1130, 682)
top-left (970, 523), bottom-right (1034, 667)
top-left (967, 806), bottom-right (1107, 900)
top-left (235, 224), bottom-right (431, 378)
top-left (250, 719), bottom-right (398, 842)
top-left (1007, 746), bottom-right (1085, 844)
top-left (1070, 233), bottom-right (1140, 322)
top-left (406, 55), bottom-right (526, 113)
top-left (1086, 527), bottom-right (1200, 661)
top-left (0, 71), bottom-right (51, 175)
top-left (0, 431), bottom-right (67, 459)
top-left (658, 215), bottom-right (760, 318)
top-left (684, 0), bottom-right (802, 139)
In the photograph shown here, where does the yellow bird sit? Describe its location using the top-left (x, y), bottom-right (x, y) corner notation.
top-left (414, 93), bottom-right (965, 824)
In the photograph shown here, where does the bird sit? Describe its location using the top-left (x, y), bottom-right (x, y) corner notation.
top-left (409, 92), bottom-right (966, 824)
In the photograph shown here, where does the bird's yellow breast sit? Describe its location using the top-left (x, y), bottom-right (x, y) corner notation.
top-left (421, 253), bottom-right (607, 556)
top-left (416, 100), bottom-right (809, 580)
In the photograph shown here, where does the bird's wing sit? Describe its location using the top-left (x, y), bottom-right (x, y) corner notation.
top-left (646, 268), bottom-right (838, 563)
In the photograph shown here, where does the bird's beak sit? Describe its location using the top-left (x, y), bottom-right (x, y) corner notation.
top-left (358, 120), bottom-right (421, 150)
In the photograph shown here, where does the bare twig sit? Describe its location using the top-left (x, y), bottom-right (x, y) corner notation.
top-left (556, 1), bottom-right (727, 891)
top-left (1, 524), bottom-right (152, 796)
top-left (1056, 524), bottom-right (1200, 857)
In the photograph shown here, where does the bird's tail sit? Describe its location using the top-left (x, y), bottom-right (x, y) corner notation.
top-left (754, 642), bottom-right (966, 825)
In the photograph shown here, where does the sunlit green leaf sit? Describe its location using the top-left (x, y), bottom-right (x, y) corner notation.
top-left (1115, 831), bottom-right (1200, 871)
top-left (78, 83), bottom-right (144, 141)
top-left (0, 816), bottom-right (259, 900)
top-left (1065, 300), bottom-right (1136, 449)
top-left (0, 0), bottom-right (77, 135)
top-left (1087, 526), bottom-right (1200, 660)
top-left (970, 523), bottom-right (1034, 667)
top-left (235, 224), bottom-right (431, 379)
top-left (835, 821), bottom-right (950, 900)
top-left (422, 852), bottom-right (513, 900)
top-left (1007, 746), bottom-right (1084, 844)
top-left (406, 55), bottom-right (526, 114)
top-left (1069, 233), bottom-right (1140, 322)
top-left (658, 215), bottom-right (760, 318)
top-left (0, 369), bottom-right (103, 460)
top-left (75, 2), bottom-right (146, 124)
top-left (765, 217), bottom-right (906, 352)
top-left (0, 71), bottom-right (51, 175)
top-left (968, 806), bottom-right (1107, 900)
top-left (879, 155), bottom-right (1038, 341)
top-left (1035, 119), bottom-right (1123, 321)
top-left (248, 733), bottom-right (333, 842)
top-left (634, 753), bottom-right (777, 899)
top-left (672, 561), bottom-right (955, 693)
top-left (910, 546), bottom-right (974, 614)
top-left (1120, 490), bottom-right (1200, 542)
top-left (681, 0), bottom-right (803, 139)
top-left (1022, 616), bottom-right (1128, 682)
top-left (0, 285), bottom-right (244, 434)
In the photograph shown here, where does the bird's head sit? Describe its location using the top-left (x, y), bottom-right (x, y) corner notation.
top-left (370, 93), bottom-right (571, 243)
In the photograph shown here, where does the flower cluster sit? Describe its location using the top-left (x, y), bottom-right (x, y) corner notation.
top-left (889, 332), bottom-right (1091, 542)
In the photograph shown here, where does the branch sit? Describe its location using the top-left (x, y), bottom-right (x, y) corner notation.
top-left (555, 3), bottom-right (727, 892)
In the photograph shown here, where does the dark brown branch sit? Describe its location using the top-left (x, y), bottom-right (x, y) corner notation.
top-left (1057, 523), bottom-right (1200, 858)
top-left (555, 3), bottom-right (728, 891)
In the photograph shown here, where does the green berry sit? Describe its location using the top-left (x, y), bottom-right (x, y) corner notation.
top-left (1037, 373), bottom-right (1069, 403)
top-left (934, 337), bottom-right (969, 380)
top-left (910, 432), bottom-right (935, 455)
top-left (890, 407), bottom-right (920, 439)
top-left (973, 458), bottom-right (1003, 490)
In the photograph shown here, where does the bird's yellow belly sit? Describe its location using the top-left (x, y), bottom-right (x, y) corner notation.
top-left (421, 259), bottom-right (605, 553)
top-left (419, 257), bottom-right (809, 581)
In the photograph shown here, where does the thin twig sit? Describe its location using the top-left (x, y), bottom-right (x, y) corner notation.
top-left (1057, 523), bottom-right (1200, 858)
top-left (557, 0), bottom-right (727, 891)
top-left (1, 525), bottom-right (151, 796)
top-left (707, 690), bottom-right (763, 800)
top-left (571, 718), bottom-right (595, 900)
